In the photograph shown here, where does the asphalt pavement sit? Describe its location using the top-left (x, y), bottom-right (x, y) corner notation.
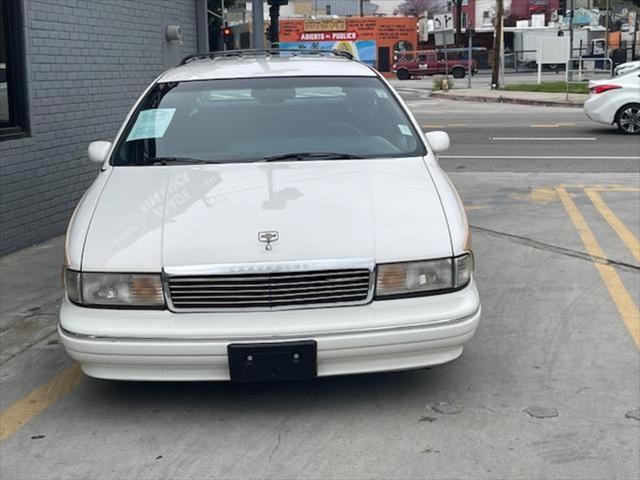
top-left (0, 96), bottom-right (638, 479)
top-left (397, 92), bottom-right (640, 172)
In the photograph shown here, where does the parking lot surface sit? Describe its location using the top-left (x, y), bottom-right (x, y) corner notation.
top-left (1, 97), bottom-right (638, 479)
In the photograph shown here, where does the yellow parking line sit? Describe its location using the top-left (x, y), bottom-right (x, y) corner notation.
top-left (585, 188), bottom-right (640, 263)
top-left (556, 187), bottom-right (640, 348)
top-left (447, 123), bottom-right (467, 127)
top-left (0, 364), bottom-right (83, 441)
top-left (595, 187), bottom-right (640, 192)
top-left (422, 125), bottom-right (445, 129)
top-left (531, 124), bottom-right (558, 128)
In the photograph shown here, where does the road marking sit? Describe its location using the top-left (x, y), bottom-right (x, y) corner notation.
top-left (531, 123), bottom-right (576, 128)
top-left (491, 137), bottom-right (597, 141)
top-left (585, 188), bottom-right (640, 263)
top-left (556, 187), bottom-right (640, 348)
top-left (447, 123), bottom-right (467, 127)
top-left (0, 364), bottom-right (84, 441)
top-left (440, 155), bottom-right (639, 160)
top-left (465, 205), bottom-right (490, 211)
top-left (423, 124), bottom-right (445, 128)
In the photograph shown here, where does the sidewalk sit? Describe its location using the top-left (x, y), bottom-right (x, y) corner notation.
top-left (0, 237), bottom-right (64, 364)
top-left (429, 88), bottom-right (588, 108)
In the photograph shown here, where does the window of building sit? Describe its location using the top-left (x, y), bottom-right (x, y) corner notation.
top-left (461, 12), bottom-right (468, 29)
top-left (0, 0), bottom-right (29, 140)
top-left (482, 11), bottom-right (492, 26)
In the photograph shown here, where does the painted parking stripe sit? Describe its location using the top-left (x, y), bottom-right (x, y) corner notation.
top-left (491, 137), bottom-right (597, 141)
top-left (0, 364), bottom-right (83, 441)
top-left (556, 187), bottom-right (640, 348)
top-left (585, 188), bottom-right (640, 263)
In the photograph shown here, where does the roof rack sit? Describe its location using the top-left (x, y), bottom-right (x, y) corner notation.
top-left (178, 49), bottom-right (355, 66)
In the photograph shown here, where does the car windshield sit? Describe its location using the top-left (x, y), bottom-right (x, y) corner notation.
top-left (113, 76), bottom-right (425, 165)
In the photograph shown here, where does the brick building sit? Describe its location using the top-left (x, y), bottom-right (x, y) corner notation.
top-left (0, 0), bottom-right (209, 254)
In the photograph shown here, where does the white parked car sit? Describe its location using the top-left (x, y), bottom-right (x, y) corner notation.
top-left (60, 50), bottom-right (480, 382)
top-left (584, 71), bottom-right (640, 134)
top-left (614, 60), bottom-right (640, 77)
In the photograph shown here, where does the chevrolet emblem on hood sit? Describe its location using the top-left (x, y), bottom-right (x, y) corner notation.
top-left (258, 231), bottom-right (279, 251)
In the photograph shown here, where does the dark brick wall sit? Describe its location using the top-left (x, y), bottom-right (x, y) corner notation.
top-left (0, 0), bottom-right (198, 254)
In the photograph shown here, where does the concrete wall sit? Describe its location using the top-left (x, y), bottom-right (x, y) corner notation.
top-left (0, 0), bottom-right (199, 254)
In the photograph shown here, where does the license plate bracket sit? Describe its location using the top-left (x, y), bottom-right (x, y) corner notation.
top-left (228, 341), bottom-right (317, 382)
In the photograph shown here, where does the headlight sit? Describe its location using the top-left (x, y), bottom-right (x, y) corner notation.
top-left (64, 270), bottom-right (165, 307)
top-left (375, 253), bottom-right (473, 298)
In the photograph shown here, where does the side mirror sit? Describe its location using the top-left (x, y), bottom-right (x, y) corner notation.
top-left (88, 141), bottom-right (112, 164)
top-left (425, 131), bottom-right (450, 154)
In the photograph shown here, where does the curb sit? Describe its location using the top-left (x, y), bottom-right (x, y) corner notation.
top-left (429, 92), bottom-right (585, 108)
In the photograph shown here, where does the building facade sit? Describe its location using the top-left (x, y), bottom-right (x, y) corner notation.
top-left (0, 0), bottom-right (208, 254)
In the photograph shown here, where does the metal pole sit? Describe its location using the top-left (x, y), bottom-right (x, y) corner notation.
top-left (467, 30), bottom-right (472, 88)
top-left (604, 0), bottom-right (610, 59)
top-left (633, 10), bottom-right (638, 61)
top-left (360, 0), bottom-right (364, 17)
top-left (269, 3), bottom-right (280, 46)
top-left (499, 15), bottom-right (505, 88)
top-left (252, 0), bottom-right (264, 49)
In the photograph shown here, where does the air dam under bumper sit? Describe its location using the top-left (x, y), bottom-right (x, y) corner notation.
top-left (59, 282), bottom-right (480, 381)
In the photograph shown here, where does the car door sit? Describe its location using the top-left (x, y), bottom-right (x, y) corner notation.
top-left (416, 54), bottom-right (429, 76)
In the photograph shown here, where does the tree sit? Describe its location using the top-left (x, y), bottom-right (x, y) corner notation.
top-left (491, 0), bottom-right (504, 88)
top-left (397, 0), bottom-right (447, 17)
top-left (454, 0), bottom-right (464, 46)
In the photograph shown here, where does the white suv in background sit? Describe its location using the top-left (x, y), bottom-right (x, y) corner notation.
top-left (59, 50), bottom-right (480, 382)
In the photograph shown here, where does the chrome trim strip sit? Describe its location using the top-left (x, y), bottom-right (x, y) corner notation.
top-left (162, 259), bottom-right (376, 313)
top-left (163, 258), bottom-right (375, 276)
top-left (58, 306), bottom-right (480, 343)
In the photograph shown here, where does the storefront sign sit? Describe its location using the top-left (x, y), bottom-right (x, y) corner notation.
top-left (299, 31), bottom-right (358, 41)
top-left (303, 19), bottom-right (347, 32)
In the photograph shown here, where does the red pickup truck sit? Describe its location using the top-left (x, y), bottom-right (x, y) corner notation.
top-left (392, 50), bottom-right (478, 80)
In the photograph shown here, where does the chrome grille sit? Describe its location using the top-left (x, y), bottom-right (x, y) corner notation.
top-left (167, 269), bottom-right (373, 310)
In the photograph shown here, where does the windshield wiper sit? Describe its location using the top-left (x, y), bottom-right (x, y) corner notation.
top-left (261, 152), bottom-right (363, 162)
top-left (139, 156), bottom-right (221, 166)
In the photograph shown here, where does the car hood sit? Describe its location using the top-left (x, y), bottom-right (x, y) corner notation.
top-left (81, 158), bottom-right (453, 271)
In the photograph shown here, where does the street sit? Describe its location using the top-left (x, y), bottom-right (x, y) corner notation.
top-left (1, 95), bottom-right (639, 479)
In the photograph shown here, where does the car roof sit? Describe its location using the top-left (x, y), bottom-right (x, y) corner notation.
top-left (159, 55), bottom-right (377, 83)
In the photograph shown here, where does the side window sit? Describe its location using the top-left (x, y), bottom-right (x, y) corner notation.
top-left (418, 55), bottom-right (427, 63)
top-left (0, 0), bottom-right (29, 140)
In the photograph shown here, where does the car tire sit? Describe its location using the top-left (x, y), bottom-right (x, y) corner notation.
top-left (615, 103), bottom-right (640, 134)
top-left (396, 69), bottom-right (410, 80)
top-left (452, 67), bottom-right (465, 79)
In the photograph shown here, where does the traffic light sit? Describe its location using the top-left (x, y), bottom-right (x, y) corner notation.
top-left (222, 25), bottom-right (233, 51)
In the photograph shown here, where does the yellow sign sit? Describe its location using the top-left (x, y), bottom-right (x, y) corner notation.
top-left (303, 19), bottom-right (347, 32)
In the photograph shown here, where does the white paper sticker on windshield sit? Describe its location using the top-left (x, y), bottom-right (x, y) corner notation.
top-left (375, 89), bottom-right (389, 98)
top-left (398, 124), bottom-right (412, 136)
top-left (126, 108), bottom-right (176, 141)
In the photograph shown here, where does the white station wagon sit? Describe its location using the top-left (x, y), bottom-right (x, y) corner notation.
top-left (60, 50), bottom-right (481, 382)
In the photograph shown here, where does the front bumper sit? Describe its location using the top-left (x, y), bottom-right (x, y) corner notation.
top-left (59, 282), bottom-right (481, 381)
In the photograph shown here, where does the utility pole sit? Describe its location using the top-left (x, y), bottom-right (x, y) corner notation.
top-left (569, 0), bottom-right (574, 59)
top-left (491, 0), bottom-right (504, 88)
top-left (252, 0), bottom-right (265, 48)
top-left (360, 0), bottom-right (364, 17)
